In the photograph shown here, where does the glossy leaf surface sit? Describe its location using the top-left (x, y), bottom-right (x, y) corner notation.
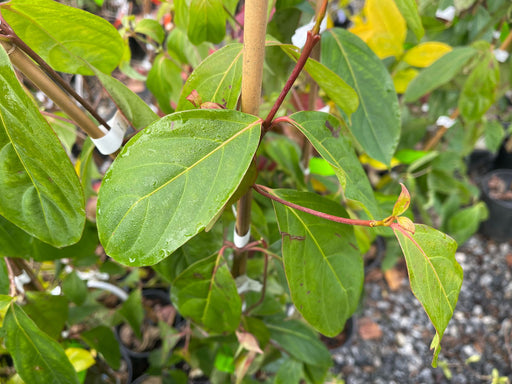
top-left (280, 45), bottom-right (358, 118)
top-left (1, 0), bottom-right (123, 75)
top-left (322, 29), bottom-right (400, 166)
top-left (272, 189), bottom-right (364, 336)
top-left (289, 111), bottom-right (379, 218)
top-left (3, 303), bottom-right (79, 384)
top-left (93, 68), bottom-right (158, 130)
top-left (171, 252), bottom-right (242, 333)
top-left (177, 44), bottom-right (243, 111)
top-left (0, 45), bottom-right (85, 247)
top-left (404, 47), bottom-right (477, 102)
top-left (266, 318), bottom-right (332, 367)
top-left (393, 224), bottom-right (462, 366)
top-left (97, 110), bottom-right (261, 266)
top-left (187, 0), bottom-right (226, 44)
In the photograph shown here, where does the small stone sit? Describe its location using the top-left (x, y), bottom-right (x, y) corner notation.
top-left (358, 318), bottom-right (383, 340)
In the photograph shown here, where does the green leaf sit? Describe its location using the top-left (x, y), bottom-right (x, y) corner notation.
top-left (62, 271), bottom-right (87, 306)
top-left (404, 47), bottom-right (478, 102)
top-left (92, 68), bottom-right (158, 130)
top-left (0, 259), bottom-right (8, 295)
top-left (171, 252), bottom-right (242, 333)
top-left (0, 45), bottom-right (85, 247)
top-left (321, 29), bottom-right (400, 166)
top-left (81, 326), bottom-right (121, 370)
top-left (272, 189), bottom-right (364, 336)
top-left (45, 116), bottom-right (77, 155)
top-left (118, 289), bottom-right (144, 339)
top-left (147, 53), bottom-right (183, 114)
top-left (177, 44), bottom-right (243, 111)
top-left (266, 318), bottom-right (332, 367)
top-left (0, 0), bottom-right (123, 75)
top-left (289, 111), bottom-right (379, 218)
top-left (134, 19), bottom-right (165, 45)
top-left (459, 52), bottom-right (499, 121)
top-left (394, 0), bottom-right (425, 40)
top-left (187, 0), bottom-right (226, 44)
top-left (308, 157), bottom-right (335, 176)
top-left (484, 120), bottom-right (505, 153)
top-left (274, 358), bottom-right (303, 384)
top-left (264, 135), bottom-right (305, 189)
top-left (392, 183), bottom-right (411, 217)
top-left (3, 303), bottom-right (80, 384)
top-left (446, 202), bottom-right (488, 245)
top-left (154, 226), bottom-right (224, 283)
top-left (97, 110), bottom-right (261, 266)
top-left (0, 216), bottom-right (98, 262)
top-left (392, 224), bottom-right (463, 366)
top-left (23, 292), bottom-right (68, 341)
top-left (280, 45), bottom-right (359, 118)
top-left (167, 27), bottom-right (211, 68)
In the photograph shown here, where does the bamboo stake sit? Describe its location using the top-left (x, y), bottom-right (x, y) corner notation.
top-left (1, 41), bottom-right (105, 139)
top-left (232, 0), bottom-right (268, 277)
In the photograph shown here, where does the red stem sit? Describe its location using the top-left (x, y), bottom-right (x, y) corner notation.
top-left (253, 184), bottom-right (377, 227)
top-left (262, 31), bottom-right (321, 131)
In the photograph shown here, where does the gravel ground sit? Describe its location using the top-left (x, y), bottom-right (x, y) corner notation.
top-left (332, 236), bottom-right (512, 383)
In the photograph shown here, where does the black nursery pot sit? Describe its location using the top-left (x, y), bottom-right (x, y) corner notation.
top-left (364, 237), bottom-right (386, 273)
top-left (117, 289), bottom-right (182, 380)
top-left (320, 317), bottom-right (356, 354)
top-left (479, 169), bottom-right (512, 242)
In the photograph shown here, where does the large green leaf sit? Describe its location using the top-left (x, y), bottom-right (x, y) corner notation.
top-left (289, 111), bottom-right (379, 218)
top-left (0, 0), bottom-right (123, 75)
top-left (187, 0), bottom-right (226, 45)
top-left (265, 318), bottom-right (332, 367)
top-left (97, 109), bottom-right (261, 266)
top-left (177, 44), bottom-right (243, 111)
top-left (272, 189), bottom-right (364, 336)
top-left (171, 252), bottom-right (241, 333)
top-left (279, 45), bottom-right (359, 118)
top-left (3, 303), bottom-right (79, 384)
top-left (0, 45), bottom-right (85, 247)
top-left (92, 68), bottom-right (158, 130)
top-left (147, 53), bottom-right (183, 114)
top-left (393, 224), bottom-right (462, 366)
top-left (404, 47), bottom-right (478, 102)
top-left (321, 29), bottom-right (400, 166)
top-left (459, 51), bottom-right (499, 121)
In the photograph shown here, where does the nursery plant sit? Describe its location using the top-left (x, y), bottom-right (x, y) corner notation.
top-left (0, 0), bottom-right (482, 382)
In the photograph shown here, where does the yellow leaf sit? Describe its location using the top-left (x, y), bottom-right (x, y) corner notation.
top-left (359, 154), bottom-right (401, 170)
top-left (393, 68), bottom-right (419, 93)
top-left (350, 0), bottom-right (406, 59)
top-left (65, 347), bottom-right (96, 372)
top-left (403, 42), bottom-right (452, 68)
